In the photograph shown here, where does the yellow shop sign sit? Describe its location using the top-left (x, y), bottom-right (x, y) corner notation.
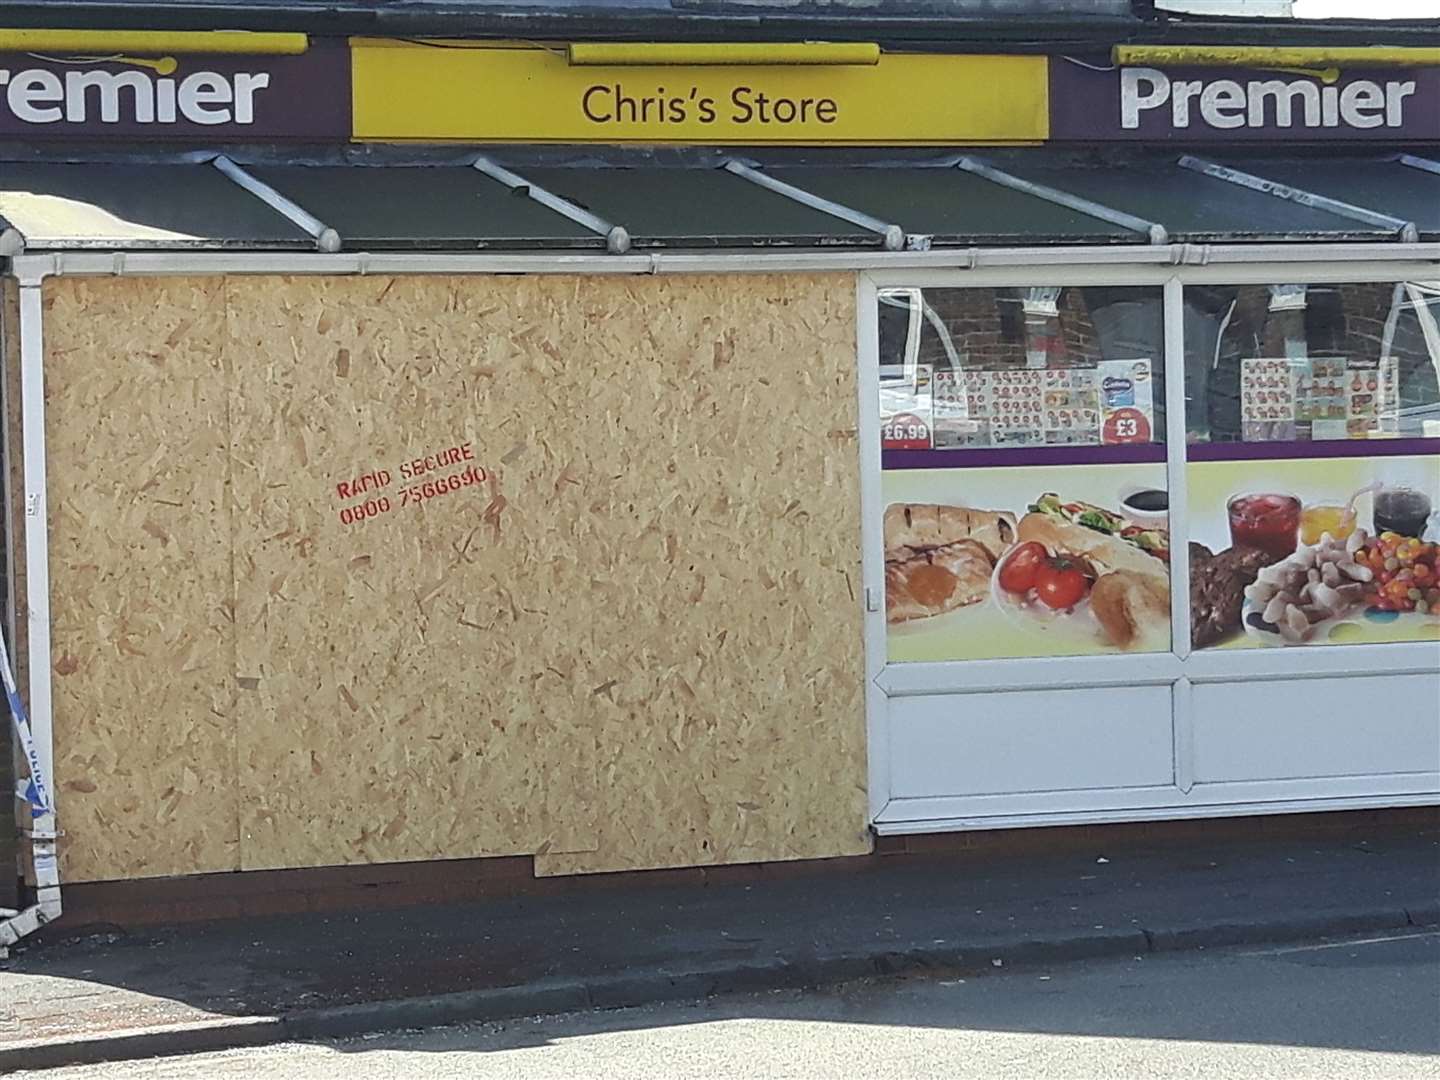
top-left (351, 41), bottom-right (1048, 144)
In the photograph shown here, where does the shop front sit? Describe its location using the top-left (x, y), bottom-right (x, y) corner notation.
top-left (0, 34), bottom-right (1436, 940)
top-left (865, 263), bottom-right (1440, 833)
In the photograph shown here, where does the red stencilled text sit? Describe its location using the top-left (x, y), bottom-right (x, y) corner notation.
top-left (334, 440), bottom-right (486, 528)
top-left (400, 442), bottom-right (474, 480)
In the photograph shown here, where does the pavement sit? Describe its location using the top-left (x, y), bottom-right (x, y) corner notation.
top-left (16, 928), bottom-right (1439, 1079)
top-left (1, 828), bottom-right (1437, 1072)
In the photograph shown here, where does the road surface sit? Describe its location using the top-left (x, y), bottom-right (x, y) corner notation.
top-left (17, 929), bottom-right (1440, 1079)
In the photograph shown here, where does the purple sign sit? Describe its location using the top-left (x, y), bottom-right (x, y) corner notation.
top-left (1050, 59), bottom-right (1440, 142)
top-left (0, 41), bottom-right (350, 140)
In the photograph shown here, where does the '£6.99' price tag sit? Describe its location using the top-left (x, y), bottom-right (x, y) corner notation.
top-left (882, 412), bottom-right (932, 450)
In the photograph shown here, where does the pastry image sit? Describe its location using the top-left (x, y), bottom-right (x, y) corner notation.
top-left (883, 503), bottom-right (1017, 563)
top-left (885, 540), bottom-right (995, 623)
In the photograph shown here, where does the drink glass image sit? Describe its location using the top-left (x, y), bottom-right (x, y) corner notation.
top-left (1299, 504), bottom-right (1355, 546)
top-left (1373, 487), bottom-right (1433, 539)
top-left (1228, 493), bottom-right (1302, 559)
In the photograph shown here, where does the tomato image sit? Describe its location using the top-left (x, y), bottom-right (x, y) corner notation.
top-left (1034, 556), bottom-right (1090, 610)
top-left (998, 541), bottom-right (1049, 595)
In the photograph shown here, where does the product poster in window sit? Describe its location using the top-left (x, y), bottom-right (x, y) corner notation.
top-left (883, 462), bottom-right (1172, 662)
top-left (1187, 454), bottom-right (1440, 650)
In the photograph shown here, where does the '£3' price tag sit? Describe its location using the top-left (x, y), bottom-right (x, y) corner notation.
top-left (1102, 408), bottom-right (1151, 445)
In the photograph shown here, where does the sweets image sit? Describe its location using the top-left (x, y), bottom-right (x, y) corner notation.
top-left (1294, 357), bottom-right (1347, 423)
top-left (1044, 368), bottom-right (1093, 390)
top-left (930, 371), bottom-right (988, 449)
top-left (1241, 529), bottom-right (1440, 645)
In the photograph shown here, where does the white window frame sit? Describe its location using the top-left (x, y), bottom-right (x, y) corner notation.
top-left (858, 256), bottom-right (1440, 831)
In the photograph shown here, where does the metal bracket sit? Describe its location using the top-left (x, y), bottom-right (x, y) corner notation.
top-left (954, 155), bottom-right (1168, 245)
top-left (474, 156), bottom-right (631, 254)
top-left (1397, 154), bottom-right (1440, 177)
top-left (212, 155), bottom-right (342, 253)
top-left (1179, 155), bottom-right (1419, 242)
top-left (722, 159), bottom-right (905, 251)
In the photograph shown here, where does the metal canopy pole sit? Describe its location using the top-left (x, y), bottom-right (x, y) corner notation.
top-left (953, 155), bottom-right (1169, 245)
top-left (473, 157), bottom-right (631, 255)
top-left (212, 156), bottom-right (342, 254)
top-left (721, 160), bottom-right (906, 252)
top-left (1178, 156), bottom-right (1420, 243)
top-left (1397, 154), bottom-right (1440, 177)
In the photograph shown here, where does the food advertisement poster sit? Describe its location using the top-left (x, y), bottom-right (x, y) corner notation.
top-left (1188, 453), bottom-right (1440, 650)
top-left (883, 463), bottom-right (1172, 662)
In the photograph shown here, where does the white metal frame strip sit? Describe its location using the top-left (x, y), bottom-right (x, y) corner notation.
top-left (1163, 275), bottom-right (1191, 663)
top-left (855, 275), bottom-right (891, 821)
top-left (856, 259), bottom-right (1440, 834)
top-left (1178, 155), bottom-right (1420, 242)
top-left (954, 155), bottom-right (1169, 245)
top-left (722, 160), bottom-right (906, 252)
top-left (12, 243), bottom-right (1438, 282)
top-left (0, 269), bottom-right (61, 951)
top-left (212, 156), bottom-right (342, 254)
top-left (1397, 154), bottom-right (1440, 177)
top-left (472, 156), bottom-right (632, 255)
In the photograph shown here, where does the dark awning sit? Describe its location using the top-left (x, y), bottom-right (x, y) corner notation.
top-left (0, 148), bottom-right (1434, 255)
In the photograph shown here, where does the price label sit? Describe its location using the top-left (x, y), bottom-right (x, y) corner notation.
top-left (882, 412), bottom-right (932, 450)
top-left (1102, 407), bottom-right (1151, 445)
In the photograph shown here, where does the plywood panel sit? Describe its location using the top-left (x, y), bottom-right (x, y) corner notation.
top-left (226, 275), bottom-right (599, 869)
top-left (43, 277), bottom-right (240, 881)
top-left (531, 273), bottom-right (871, 875)
top-left (40, 270), bottom-right (869, 881)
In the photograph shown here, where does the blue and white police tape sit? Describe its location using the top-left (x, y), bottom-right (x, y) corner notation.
top-left (0, 635), bottom-right (50, 817)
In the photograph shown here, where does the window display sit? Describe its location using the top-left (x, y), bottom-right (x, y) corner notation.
top-left (878, 286), bottom-right (1165, 454)
top-left (1183, 281), bottom-right (1440, 650)
top-left (877, 286), bottom-right (1171, 662)
top-left (1185, 281), bottom-right (1440, 444)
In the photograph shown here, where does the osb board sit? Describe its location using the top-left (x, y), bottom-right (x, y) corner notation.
top-left (225, 275), bottom-right (598, 869)
top-left (519, 273), bottom-right (871, 876)
top-left (38, 271), bottom-right (870, 881)
top-left (43, 278), bottom-right (241, 881)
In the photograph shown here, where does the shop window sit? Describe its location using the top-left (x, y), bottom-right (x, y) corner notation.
top-left (1185, 280), bottom-right (1440, 444)
top-left (1184, 280), bottom-right (1439, 653)
top-left (875, 286), bottom-right (1171, 663)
